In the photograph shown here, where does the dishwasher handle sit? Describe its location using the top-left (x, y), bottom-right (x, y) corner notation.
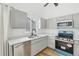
top-left (14, 42), bottom-right (24, 48)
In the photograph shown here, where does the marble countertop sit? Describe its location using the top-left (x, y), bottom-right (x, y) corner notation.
top-left (8, 34), bottom-right (48, 46)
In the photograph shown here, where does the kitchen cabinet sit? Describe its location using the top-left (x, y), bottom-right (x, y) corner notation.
top-left (40, 18), bottom-right (48, 29)
top-left (74, 40), bottom-right (79, 56)
top-left (31, 36), bottom-right (48, 56)
top-left (56, 15), bottom-right (73, 29)
top-left (48, 36), bottom-right (55, 49)
top-left (40, 18), bottom-right (57, 29)
top-left (8, 35), bottom-right (48, 56)
top-left (47, 18), bottom-right (57, 29)
top-left (56, 15), bottom-right (73, 21)
top-left (10, 8), bottom-right (31, 30)
top-left (73, 13), bottom-right (79, 29)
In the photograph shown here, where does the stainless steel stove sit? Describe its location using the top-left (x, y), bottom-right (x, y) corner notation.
top-left (55, 31), bottom-right (74, 56)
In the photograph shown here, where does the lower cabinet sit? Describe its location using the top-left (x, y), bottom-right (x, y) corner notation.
top-left (48, 36), bottom-right (55, 49)
top-left (31, 36), bottom-right (48, 56)
top-left (9, 36), bottom-right (48, 56)
top-left (74, 40), bottom-right (79, 56)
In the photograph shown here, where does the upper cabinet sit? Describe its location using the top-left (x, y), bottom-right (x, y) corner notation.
top-left (10, 8), bottom-right (31, 31)
top-left (47, 18), bottom-right (57, 29)
top-left (56, 15), bottom-right (73, 21)
top-left (56, 15), bottom-right (74, 29)
top-left (73, 13), bottom-right (79, 29)
top-left (40, 13), bottom-right (79, 29)
top-left (40, 18), bottom-right (48, 29)
top-left (40, 18), bottom-right (57, 29)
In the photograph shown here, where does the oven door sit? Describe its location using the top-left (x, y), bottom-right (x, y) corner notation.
top-left (55, 40), bottom-right (73, 55)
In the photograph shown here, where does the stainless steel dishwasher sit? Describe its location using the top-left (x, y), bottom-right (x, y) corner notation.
top-left (8, 41), bottom-right (31, 56)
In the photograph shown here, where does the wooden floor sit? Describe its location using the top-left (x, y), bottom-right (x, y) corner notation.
top-left (36, 47), bottom-right (59, 56)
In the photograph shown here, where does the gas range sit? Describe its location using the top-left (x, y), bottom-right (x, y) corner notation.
top-left (55, 31), bottom-right (74, 55)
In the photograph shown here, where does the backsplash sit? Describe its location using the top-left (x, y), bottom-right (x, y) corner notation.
top-left (37, 29), bottom-right (58, 36)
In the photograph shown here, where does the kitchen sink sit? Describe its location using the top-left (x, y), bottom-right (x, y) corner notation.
top-left (28, 35), bottom-right (38, 38)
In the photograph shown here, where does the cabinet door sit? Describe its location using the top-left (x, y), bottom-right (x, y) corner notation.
top-left (14, 43), bottom-right (24, 56)
top-left (31, 41), bottom-right (42, 55)
top-left (74, 40), bottom-right (79, 56)
top-left (73, 13), bottom-right (79, 29)
top-left (48, 18), bottom-right (57, 29)
top-left (40, 18), bottom-right (48, 29)
top-left (48, 36), bottom-right (55, 49)
top-left (57, 15), bottom-right (73, 21)
top-left (31, 36), bottom-right (48, 55)
top-left (40, 36), bottom-right (48, 49)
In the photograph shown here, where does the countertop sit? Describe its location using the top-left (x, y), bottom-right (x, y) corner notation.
top-left (8, 34), bottom-right (48, 46)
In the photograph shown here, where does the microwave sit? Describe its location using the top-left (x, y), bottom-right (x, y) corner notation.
top-left (57, 20), bottom-right (74, 29)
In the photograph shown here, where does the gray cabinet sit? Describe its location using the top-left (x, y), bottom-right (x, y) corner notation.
top-left (40, 18), bottom-right (57, 29)
top-left (10, 8), bottom-right (30, 30)
top-left (74, 40), bottom-right (79, 56)
top-left (56, 15), bottom-right (73, 21)
top-left (40, 18), bottom-right (48, 29)
top-left (48, 36), bottom-right (55, 49)
top-left (73, 13), bottom-right (79, 29)
top-left (31, 36), bottom-right (48, 55)
top-left (56, 15), bottom-right (73, 29)
top-left (47, 18), bottom-right (57, 29)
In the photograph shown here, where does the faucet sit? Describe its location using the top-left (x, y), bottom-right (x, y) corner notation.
top-left (31, 29), bottom-right (37, 36)
top-left (27, 16), bottom-right (37, 36)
